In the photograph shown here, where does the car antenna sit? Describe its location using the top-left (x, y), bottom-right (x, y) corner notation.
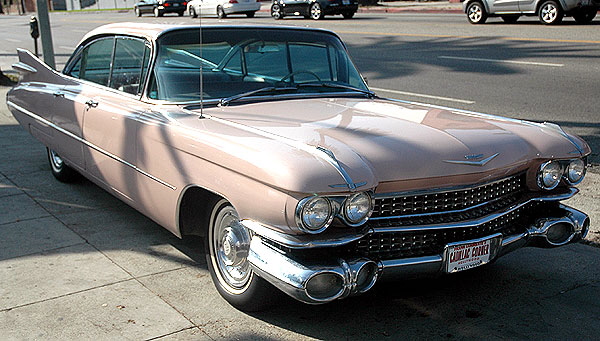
top-left (199, 13), bottom-right (204, 119)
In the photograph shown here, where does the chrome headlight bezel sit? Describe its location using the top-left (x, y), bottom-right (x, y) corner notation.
top-left (342, 192), bottom-right (374, 226)
top-left (564, 158), bottom-right (586, 185)
top-left (295, 196), bottom-right (334, 234)
top-left (537, 160), bottom-right (563, 190)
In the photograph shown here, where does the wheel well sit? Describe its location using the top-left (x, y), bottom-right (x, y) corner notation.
top-left (178, 186), bottom-right (222, 237)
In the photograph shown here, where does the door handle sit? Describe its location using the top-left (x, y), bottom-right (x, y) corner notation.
top-left (85, 99), bottom-right (99, 108)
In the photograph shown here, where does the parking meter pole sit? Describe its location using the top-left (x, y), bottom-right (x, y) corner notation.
top-left (30, 17), bottom-right (40, 57)
top-left (35, 0), bottom-right (56, 69)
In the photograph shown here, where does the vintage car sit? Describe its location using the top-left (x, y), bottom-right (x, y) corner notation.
top-left (271, 0), bottom-right (359, 20)
top-left (7, 24), bottom-right (591, 311)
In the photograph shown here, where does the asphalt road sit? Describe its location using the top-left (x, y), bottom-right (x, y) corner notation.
top-left (1, 10), bottom-right (598, 164)
top-left (1, 10), bottom-right (599, 339)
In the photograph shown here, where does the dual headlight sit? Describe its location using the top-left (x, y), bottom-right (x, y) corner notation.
top-left (296, 192), bottom-right (373, 234)
top-left (537, 158), bottom-right (586, 190)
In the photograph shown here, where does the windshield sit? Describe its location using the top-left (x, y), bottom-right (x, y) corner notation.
top-left (148, 28), bottom-right (368, 102)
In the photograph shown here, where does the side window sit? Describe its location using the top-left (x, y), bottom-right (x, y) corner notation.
top-left (80, 38), bottom-right (114, 86)
top-left (109, 38), bottom-right (149, 95)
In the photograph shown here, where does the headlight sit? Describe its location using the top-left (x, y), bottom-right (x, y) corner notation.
top-left (565, 159), bottom-right (586, 185)
top-left (537, 160), bottom-right (562, 190)
top-left (343, 192), bottom-right (373, 225)
top-left (297, 196), bottom-right (333, 233)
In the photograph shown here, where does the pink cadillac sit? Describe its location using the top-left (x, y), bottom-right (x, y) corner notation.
top-left (6, 23), bottom-right (591, 311)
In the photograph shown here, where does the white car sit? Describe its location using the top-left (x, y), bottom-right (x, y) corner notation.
top-left (187, 0), bottom-right (260, 18)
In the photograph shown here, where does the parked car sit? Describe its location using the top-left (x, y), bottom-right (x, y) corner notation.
top-left (463, 0), bottom-right (600, 25)
top-left (271, 0), bottom-right (358, 19)
top-left (8, 23), bottom-right (591, 311)
top-left (134, 0), bottom-right (188, 17)
top-left (187, 0), bottom-right (260, 18)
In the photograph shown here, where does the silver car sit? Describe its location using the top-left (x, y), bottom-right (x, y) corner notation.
top-left (463, 0), bottom-right (600, 24)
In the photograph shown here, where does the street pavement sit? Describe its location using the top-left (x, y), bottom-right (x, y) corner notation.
top-left (1, 78), bottom-right (599, 339)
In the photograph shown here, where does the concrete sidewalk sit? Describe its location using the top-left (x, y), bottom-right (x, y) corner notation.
top-left (1, 84), bottom-right (599, 339)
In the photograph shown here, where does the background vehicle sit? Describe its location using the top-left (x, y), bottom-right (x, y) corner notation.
top-left (134, 0), bottom-right (188, 17)
top-left (463, 0), bottom-right (600, 25)
top-left (187, 0), bottom-right (260, 18)
top-left (271, 0), bottom-right (358, 20)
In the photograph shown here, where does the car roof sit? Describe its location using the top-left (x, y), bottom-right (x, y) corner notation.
top-left (79, 23), bottom-right (340, 45)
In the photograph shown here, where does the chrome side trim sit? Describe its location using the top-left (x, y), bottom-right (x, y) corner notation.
top-left (7, 100), bottom-right (176, 190)
top-left (12, 62), bottom-right (37, 74)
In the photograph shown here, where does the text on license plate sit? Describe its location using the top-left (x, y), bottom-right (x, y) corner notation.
top-left (342, 0), bottom-right (350, 4)
top-left (445, 239), bottom-right (492, 273)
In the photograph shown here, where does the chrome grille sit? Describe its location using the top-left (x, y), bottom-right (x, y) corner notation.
top-left (351, 202), bottom-right (541, 260)
top-left (371, 174), bottom-right (526, 220)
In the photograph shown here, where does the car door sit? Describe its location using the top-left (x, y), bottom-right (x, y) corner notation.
top-left (486, 0), bottom-right (520, 13)
top-left (65, 36), bottom-right (151, 202)
top-left (138, 0), bottom-right (157, 13)
top-left (283, 0), bottom-right (309, 15)
top-left (201, 0), bottom-right (218, 15)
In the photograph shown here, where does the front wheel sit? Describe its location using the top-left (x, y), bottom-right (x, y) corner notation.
top-left (134, 7), bottom-right (141, 17)
top-left (205, 199), bottom-right (274, 311)
top-left (310, 2), bottom-right (324, 20)
top-left (271, 3), bottom-right (283, 19)
top-left (246, 11), bottom-right (255, 18)
top-left (217, 5), bottom-right (227, 18)
top-left (189, 6), bottom-right (197, 17)
top-left (572, 9), bottom-right (596, 24)
top-left (154, 7), bottom-right (163, 17)
top-left (47, 148), bottom-right (78, 183)
top-left (538, 1), bottom-right (563, 25)
top-left (466, 1), bottom-right (487, 24)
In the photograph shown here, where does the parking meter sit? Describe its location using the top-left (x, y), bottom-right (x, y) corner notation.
top-left (30, 16), bottom-right (39, 56)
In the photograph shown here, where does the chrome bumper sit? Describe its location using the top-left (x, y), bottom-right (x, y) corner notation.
top-left (247, 204), bottom-right (589, 304)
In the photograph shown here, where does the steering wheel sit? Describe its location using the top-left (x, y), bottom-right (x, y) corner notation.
top-left (279, 70), bottom-right (321, 83)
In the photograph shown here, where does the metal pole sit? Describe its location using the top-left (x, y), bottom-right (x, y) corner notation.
top-left (35, 0), bottom-right (56, 69)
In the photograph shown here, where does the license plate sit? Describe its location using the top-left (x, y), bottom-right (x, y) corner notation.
top-left (173, 3), bottom-right (179, 6)
top-left (342, 0), bottom-right (350, 4)
top-left (444, 235), bottom-right (500, 273)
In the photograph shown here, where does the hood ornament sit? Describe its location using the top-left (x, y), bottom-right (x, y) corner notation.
top-left (444, 153), bottom-right (499, 166)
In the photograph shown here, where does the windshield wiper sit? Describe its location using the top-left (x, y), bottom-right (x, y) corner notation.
top-left (297, 82), bottom-right (377, 98)
top-left (219, 86), bottom-right (297, 106)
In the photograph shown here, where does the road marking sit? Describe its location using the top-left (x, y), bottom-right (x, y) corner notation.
top-left (370, 87), bottom-right (475, 104)
top-left (439, 55), bottom-right (564, 67)
top-left (5, 38), bottom-right (20, 43)
top-left (335, 30), bottom-right (600, 45)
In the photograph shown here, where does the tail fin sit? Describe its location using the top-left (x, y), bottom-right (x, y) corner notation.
top-left (12, 48), bottom-right (74, 86)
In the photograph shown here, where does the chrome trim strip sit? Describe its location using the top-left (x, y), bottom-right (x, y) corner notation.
top-left (373, 173), bottom-right (522, 199)
top-left (371, 188), bottom-right (577, 233)
top-left (187, 109), bottom-right (367, 192)
top-left (12, 62), bottom-right (37, 73)
top-left (7, 100), bottom-right (176, 190)
top-left (443, 153), bottom-right (499, 166)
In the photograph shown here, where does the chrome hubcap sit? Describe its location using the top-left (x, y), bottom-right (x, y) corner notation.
top-left (311, 5), bottom-right (321, 18)
top-left (212, 206), bottom-right (251, 289)
top-left (541, 4), bottom-right (557, 22)
top-left (469, 6), bottom-right (482, 21)
top-left (50, 150), bottom-right (63, 169)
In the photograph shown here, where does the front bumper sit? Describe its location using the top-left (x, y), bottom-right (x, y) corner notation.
top-left (246, 204), bottom-right (589, 304)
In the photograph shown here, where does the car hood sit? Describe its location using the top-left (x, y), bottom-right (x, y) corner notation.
top-left (182, 97), bottom-right (587, 193)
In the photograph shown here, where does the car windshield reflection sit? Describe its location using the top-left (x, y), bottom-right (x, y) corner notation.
top-left (148, 28), bottom-right (369, 103)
